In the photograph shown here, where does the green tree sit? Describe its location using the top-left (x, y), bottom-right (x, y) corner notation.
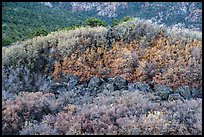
top-left (112, 18), bottom-right (120, 27)
top-left (84, 17), bottom-right (107, 27)
top-left (2, 38), bottom-right (13, 46)
top-left (121, 16), bottom-right (134, 23)
top-left (61, 24), bottom-right (84, 31)
top-left (30, 28), bottom-right (49, 38)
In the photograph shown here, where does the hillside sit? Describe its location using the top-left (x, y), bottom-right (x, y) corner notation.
top-left (70, 2), bottom-right (202, 29)
top-left (2, 2), bottom-right (84, 45)
top-left (2, 2), bottom-right (202, 46)
top-left (2, 18), bottom-right (202, 135)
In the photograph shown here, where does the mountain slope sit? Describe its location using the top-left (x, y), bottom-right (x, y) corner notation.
top-left (2, 2), bottom-right (202, 135)
top-left (2, 2), bottom-right (85, 45)
top-left (2, 18), bottom-right (202, 135)
top-left (2, 2), bottom-right (202, 46)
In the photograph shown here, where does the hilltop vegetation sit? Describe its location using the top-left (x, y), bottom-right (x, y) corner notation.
top-left (2, 2), bottom-right (202, 46)
top-left (2, 18), bottom-right (202, 135)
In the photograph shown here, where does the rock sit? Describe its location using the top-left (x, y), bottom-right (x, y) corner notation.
top-left (107, 78), bottom-right (114, 84)
top-left (73, 84), bottom-right (87, 96)
top-left (191, 87), bottom-right (202, 98)
top-left (159, 67), bottom-right (167, 73)
top-left (87, 76), bottom-right (104, 96)
top-left (102, 83), bottom-right (115, 92)
top-left (198, 90), bottom-right (202, 98)
top-left (168, 93), bottom-right (185, 102)
top-left (50, 82), bottom-right (61, 90)
top-left (154, 84), bottom-right (172, 100)
top-left (49, 82), bottom-right (66, 94)
top-left (113, 76), bottom-right (128, 90)
top-left (74, 83), bottom-right (86, 91)
top-left (128, 83), bottom-right (140, 92)
top-left (102, 89), bottom-right (112, 96)
top-left (63, 74), bottom-right (78, 91)
top-left (52, 74), bottom-right (78, 91)
top-left (66, 78), bottom-right (78, 91)
top-left (56, 87), bottom-right (67, 94)
top-left (176, 86), bottom-right (192, 100)
top-left (48, 76), bottom-right (78, 94)
top-left (88, 76), bottom-right (101, 90)
top-left (85, 88), bottom-right (98, 97)
top-left (64, 74), bottom-right (78, 82)
top-left (128, 82), bottom-right (152, 92)
top-left (149, 95), bottom-right (162, 103)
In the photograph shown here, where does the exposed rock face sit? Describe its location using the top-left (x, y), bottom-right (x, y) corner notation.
top-left (47, 76), bottom-right (202, 102)
top-left (102, 83), bottom-right (115, 92)
top-left (71, 2), bottom-right (128, 17)
top-left (154, 84), bottom-right (172, 100)
top-left (50, 2), bottom-right (201, 30)
top-left (88, 76), bottom-right (101, 89)
top-left (191, 87), bottom-right (202, 98)
top-left (176, 86), bottom-right (192, 100)
top-left (128, 82), bottom-right (152, 92)
top-left (168, 93), bottom-right (185, 102)
top-left (87, 76), bottom-right (104, 96)
top-left (113, 76), bottom-right (128, 90)
top-left (46, 74), bottom-right (78, 94)
top-left (64, 75), bottom-right (78, 91)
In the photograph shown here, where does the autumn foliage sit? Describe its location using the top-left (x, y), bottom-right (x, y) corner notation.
top-left (53, 32), bottom-right (202, 89)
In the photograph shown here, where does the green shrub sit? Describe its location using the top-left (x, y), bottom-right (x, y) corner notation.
top-left (62, 24), bottom-right (83, 31)
top-left (112, 18), bottom-right (120, 27)
top-left (29, 28), bottom-right (49, 38)
top-left (2, 38), bottom-right (13, 46)
top-left (84, 17), bottom-right (107, 27)
top-left (121, 16), bottom-right (134, 23)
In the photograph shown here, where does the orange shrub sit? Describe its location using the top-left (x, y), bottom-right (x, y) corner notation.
top-left (53, 30), bottom-right (201, 89)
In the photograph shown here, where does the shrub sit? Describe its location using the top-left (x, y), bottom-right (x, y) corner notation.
top-left (2, 66), bottom-right (49, 94)
top-left (2, 85), bottom-right (202, 135)
top-left (29, 28), bottom-right (49, 38)
top-left (112, 18), bottom-right (120, 27)
top-left (2, 92), bottom-right (63, 135)
top-left (84, 17), bottom-right (107, 27)
top-left (53, 32), bottom-right (201, 89)
top-left (20, 122), bottom-right (58, 135)
top-left (121, 16), bottom-right (134, 23)
top-left (2, 35), bottom-right (57, 73)
top-left (2, 38), bottom-right (13, 46)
